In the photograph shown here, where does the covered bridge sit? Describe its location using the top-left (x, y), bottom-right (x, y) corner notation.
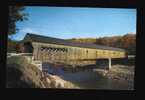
top-left (21, 33), bottom-right (126, 69)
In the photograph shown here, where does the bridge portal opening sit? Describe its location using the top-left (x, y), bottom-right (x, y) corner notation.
top-left (23, 42), bottom-right (33, 53)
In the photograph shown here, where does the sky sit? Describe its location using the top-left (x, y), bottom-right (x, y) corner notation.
top-left (11, 6), bottom-right (136, 40)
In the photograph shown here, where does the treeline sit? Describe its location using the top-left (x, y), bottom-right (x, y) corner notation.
top-left (7, 39), bottom-right (21, 53)
top-left (7, 33), bottom-right (136, 55)
top-left (68, 33), bottom-right (136, 55)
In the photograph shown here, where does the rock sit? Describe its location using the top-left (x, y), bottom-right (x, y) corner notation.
top-left (46, 78), bottom-right (51, 84)
top-left (47, 75), bottom-right (66, 88)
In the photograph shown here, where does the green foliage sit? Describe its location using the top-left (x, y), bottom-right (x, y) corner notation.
top-left (8, 6), bottom-right (28, 35)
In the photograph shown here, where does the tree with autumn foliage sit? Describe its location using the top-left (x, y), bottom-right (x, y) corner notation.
top-left (120, 34), bottom-right (136, 55)
top-left (68, 33), bottom-right (136, 55)
top-left (8, 6), bottom-right (28, 53)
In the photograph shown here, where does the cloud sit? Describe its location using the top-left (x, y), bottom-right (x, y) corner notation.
top-left (20, 28), bottom-right (38, 33)
top-left (10, 28), bottom-right (40, 40)
top-left (128, 32), bottom-right (136, 34)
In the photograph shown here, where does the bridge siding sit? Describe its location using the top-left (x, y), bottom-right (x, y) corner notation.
top-left (29, 42), bottom-right (126, 66)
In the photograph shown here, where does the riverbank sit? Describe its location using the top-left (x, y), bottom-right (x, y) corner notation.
top-left (6, 55), bottom-right (134, 89)
top-left (94, 65), bottom-right (134, 82)
top-left (93, 64), bottom-right (134, 89)
top-left (46, 64), bottom-right (134, 90)
top-left (6, 56), bottom-right (79, 88)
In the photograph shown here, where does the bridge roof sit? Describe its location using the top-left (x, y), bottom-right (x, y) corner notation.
top-left (22, 33), bottom-right (125, 52)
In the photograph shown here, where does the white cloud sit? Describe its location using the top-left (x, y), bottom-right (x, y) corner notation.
top-left (20, 28), bottom-right (38, 33)
top-left (10, 28), bottom-right (40, 40)
top-left (128, 32), bottom-right (136, 34)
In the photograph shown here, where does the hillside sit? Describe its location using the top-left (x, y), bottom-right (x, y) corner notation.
top-left (67, 33), bottom-right (136, 55)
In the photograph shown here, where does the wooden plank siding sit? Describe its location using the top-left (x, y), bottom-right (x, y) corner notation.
top-left (31, 42), bottom-right (126, 66)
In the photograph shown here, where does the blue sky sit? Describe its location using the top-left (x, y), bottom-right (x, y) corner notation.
top-left (11, 6), bottom-right (136, 40)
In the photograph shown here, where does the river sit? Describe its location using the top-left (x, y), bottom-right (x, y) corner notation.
top-left (56, 70), bottom-right (134, 90)
top-left (44, 63), bottom-right (134, 90)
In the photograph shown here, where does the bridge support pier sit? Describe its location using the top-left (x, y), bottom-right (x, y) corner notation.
top-left (108, 58), bottom-right (111, 70)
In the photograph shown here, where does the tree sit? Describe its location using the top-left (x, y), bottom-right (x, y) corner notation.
top-left (8, 6), bottom-right (28, 53)
top-left (8, 6), bottom-right (28, 36)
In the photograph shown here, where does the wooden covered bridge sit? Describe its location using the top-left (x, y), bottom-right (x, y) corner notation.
top-left (20, 33), bottom-right (126, 70)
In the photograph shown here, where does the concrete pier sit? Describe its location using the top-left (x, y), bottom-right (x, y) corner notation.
top-left (109, 58), bottom-right (111, 70)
